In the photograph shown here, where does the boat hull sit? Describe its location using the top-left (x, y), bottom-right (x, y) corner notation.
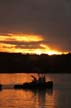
top-left (14, 81), bottom-right (53, 90)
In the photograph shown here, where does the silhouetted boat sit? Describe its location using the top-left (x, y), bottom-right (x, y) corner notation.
top-left (14, 75), bottom-right (53, 90)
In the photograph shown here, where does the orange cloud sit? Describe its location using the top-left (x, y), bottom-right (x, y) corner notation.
top-left (13, 34), bottom-right (43, 42)
top-left (0, 43), bottom-right (16, 53)
top-left (0, 34), bottom-right (43, 42)
top-left (0, 33), bottom-right (68, 55)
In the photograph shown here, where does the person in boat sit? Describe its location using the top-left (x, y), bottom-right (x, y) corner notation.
top-left (38, 74), bottom-right (46, 84)
top-left (31, 74), bottom-right (46, 84)
top-left (31, 75), bottom-right (37, 83)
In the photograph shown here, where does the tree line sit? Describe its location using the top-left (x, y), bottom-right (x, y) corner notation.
top-left (0, 52), bottom-right (71, 73)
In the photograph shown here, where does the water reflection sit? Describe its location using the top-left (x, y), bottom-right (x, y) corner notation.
top-left (0, 73), bottom-right (52, 84)
top-left (1, 73), bottom-right (71, 108)
top-left (0, 73), bottom-right (57, 108)
top-left (33, 89), bottom-right (53, 108)
top-left (0, 88), bottom-right (56, 108)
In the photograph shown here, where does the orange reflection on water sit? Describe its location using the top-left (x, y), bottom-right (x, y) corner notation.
top-left (0, 73), bottom-right (57, 108)
top-left (0, 89), bottom-right (57, 108)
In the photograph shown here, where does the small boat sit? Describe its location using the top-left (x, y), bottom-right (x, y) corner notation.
top-left (14, 75), bottom-right (53, 90)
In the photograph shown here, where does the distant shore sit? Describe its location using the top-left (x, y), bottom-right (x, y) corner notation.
top-left (0, 52), bottom-right (71, 73)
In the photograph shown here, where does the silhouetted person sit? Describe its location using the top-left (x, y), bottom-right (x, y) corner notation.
top-left (31, 75), bottom-right (37, 83)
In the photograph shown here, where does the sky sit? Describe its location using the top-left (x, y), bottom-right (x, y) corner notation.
top-left (0, 0), bottom-right (71, 55)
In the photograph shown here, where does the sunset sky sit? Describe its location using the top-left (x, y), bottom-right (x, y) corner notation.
top-left (0, 0), bottom-right (71, 55)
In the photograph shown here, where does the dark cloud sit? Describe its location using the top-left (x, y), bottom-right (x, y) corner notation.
top-left (16, 44), bottom-right (43, 49)
top-left (0, 39), bottom-right (49, 46)
top-left (0, 40), bottom-right (42, 45)
top-left (0, 0), bottom-right (71, 51)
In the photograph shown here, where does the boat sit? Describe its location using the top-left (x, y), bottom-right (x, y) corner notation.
top-left (14, 74), bottom-right (53, 90)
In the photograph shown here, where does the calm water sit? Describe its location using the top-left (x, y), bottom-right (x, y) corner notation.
top-left (0, 73), bottom-right (71, 108)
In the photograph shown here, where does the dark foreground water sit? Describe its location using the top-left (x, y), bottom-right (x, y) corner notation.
top-left (0, 73), bottom-right (71, 108)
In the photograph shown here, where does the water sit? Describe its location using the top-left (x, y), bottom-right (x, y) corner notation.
top-left (0, 73), bottom-right (71, 108)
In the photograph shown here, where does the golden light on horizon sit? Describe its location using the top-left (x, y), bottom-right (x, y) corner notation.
top-left (0, 33), bottom-right (68, 55)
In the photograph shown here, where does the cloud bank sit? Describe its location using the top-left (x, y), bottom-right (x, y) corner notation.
top-left (0, 0), bottom-right (71, 53)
